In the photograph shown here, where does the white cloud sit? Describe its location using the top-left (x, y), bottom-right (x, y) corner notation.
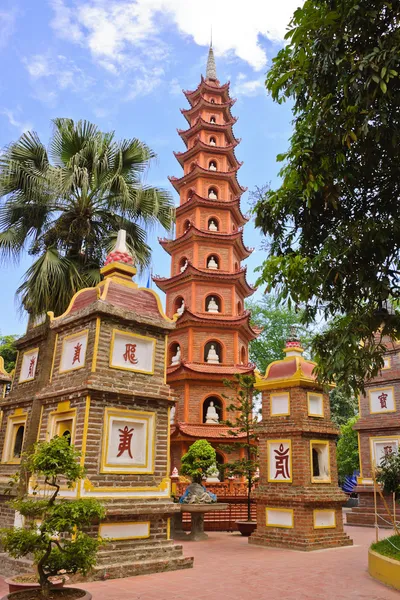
top-left (0, 8), bottom-right (17, 48)
top-left (232, 72), bottom-right (265, 97)
top-left (1, 109), bottom-right (32, 134)
top-left (49, 0), bottom-right (302, 72)
top-left (169, 78), bottom-right (182, 96)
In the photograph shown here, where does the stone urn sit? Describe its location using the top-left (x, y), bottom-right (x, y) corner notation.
top-left (236, 521), bottom-right (257, 536)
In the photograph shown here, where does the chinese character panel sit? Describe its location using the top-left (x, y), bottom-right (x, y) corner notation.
top-left (369, 387), bottom-right (396, 414)
top-left (19, 348), bottom-right (39, 383)
top-left (267, 440), bottom-right (292, 482)
top-left (110, 330), bottom-right (155, 375)
top-left (59, 331), bottom-right (88, 373)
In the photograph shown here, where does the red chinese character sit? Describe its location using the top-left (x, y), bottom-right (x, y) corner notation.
top-left (123, 343), bottom-right (138, 364)
top-left (274, 443), bottom-right (290, 479)
top-left (117, 426), bottom-right (134, 459)
top-left (72, 342), bottom-right (82, 364)
top-left (384, 445), bottom-right (393, 456)
top-left (28, 357), bottom-right (36, 378)
top-left (378, 392), bottom-right (388, 409)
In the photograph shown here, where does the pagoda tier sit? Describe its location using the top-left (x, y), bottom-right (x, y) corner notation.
top-left (176, 192), bottom-right (249, 227)
top-left (159, 224), bottom-right (253, 261)
top-left (157, 46), bottom-right (258, 471)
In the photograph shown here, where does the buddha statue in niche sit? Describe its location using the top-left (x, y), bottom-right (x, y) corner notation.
top-left (180, 259), bottom-right (188, 273)
top-left (205, 401), bottom-right (219, 424)
top-left (177, 299), bottom-right (185, 315)
top-left (207, 256), bottom-right (218, 270)
top-left (207, 297), bottom-right (219, 313)
top-left (209, 161), bottom-right (217, 171)
top-left (208, 220), bottom-right (218, 231)
top-left (209, 138), bottom-right (216, 146)
top-left (171, 345), bottom-right (181, 366)
top-left (206, 344), bottom-right (220, 364)
top-left (208, 189), bottom-right (217, 200)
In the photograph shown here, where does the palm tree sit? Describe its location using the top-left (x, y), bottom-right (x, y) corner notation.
top-left (0, 118), bottom-right (174, 318)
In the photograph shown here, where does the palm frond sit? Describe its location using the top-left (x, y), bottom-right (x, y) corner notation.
top-left (50, 118), bottom-right (102, 167)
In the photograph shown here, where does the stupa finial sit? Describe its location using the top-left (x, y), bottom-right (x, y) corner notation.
top-left (206, 39), bottom-right (217, 81)
top-left (101, 229), bottom-right (137, 281)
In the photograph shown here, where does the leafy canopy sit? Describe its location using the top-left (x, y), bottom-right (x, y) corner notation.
top-left (254, 1), bottom-right (400, 394)
top-left (0, 334), bottom-right (18, 372)
top-left (376, 450), bottom-right (400, 497)
top-left (1, 436), bottom-right (105, 594)
top-left (0, 118), bottom-right (174, 318)
top-left (336, 415), bottom-right (360, 482)
top-left (181, 439), bottom-right (216, 484)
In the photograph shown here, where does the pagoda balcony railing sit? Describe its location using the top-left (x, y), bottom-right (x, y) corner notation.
top-left (173, 478), bottom-right (258, 499)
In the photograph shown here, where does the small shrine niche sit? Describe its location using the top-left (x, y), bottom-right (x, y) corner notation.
top-left (203, 396), bottom-right (222, 423)
top-left (210, 116), bottom-right (216, 123)
top-left (207, 255), bottom-right (219, 270)
top-left (240, 346), bottom-right (247, 364)
top-left (183, 219), bottom-right (191, 233)
top-left (310, 441), bottom-right (331, 482)
top-left (179, 257), bottom-right (188, 273)
top-left (209, 136), bottom-right (217, 146)
top-left (237, 300), bottom-right (243, 314)
top-left (208, 218), bottom-right (218, 231)
top-left (208, 187), bottom-right (218, 200)
top-left (206, 295), bottom-right (220, 313)
top-left (170, 342), bottom-right (181, 366)
top-left (204, 340), bottom-right (221, 364)
top-left (209, 160), bottom-right (217, 171)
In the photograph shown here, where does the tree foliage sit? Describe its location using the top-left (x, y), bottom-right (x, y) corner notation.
top-left (180, 439), bottom-right (216, 484)
top-left (221, 374), bottom-right (259, 522)
top-left (376, 450), bottom-right (400, 498)
top-left (329, 388), bottom-right (358, 428)
top-left (247, 294), bottom-right (314, 375)
top-left (0, 118), bottom-right (174, 318)
top-left (336, 416), bottom-right (360, 482)
top-left (0, 334), bottom-right (18, 372)
top-left (254, 1), bottom-right (400, 394)
top-left (0, 436), bottom-right (105, 595)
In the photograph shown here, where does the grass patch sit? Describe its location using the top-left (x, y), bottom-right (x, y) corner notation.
top-left (371, 535), bottom-right (400, 561)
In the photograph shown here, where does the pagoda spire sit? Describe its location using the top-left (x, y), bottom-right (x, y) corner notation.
top-left (206, 42), bottom-right (217, 81)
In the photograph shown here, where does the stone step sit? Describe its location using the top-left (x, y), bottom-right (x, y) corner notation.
top-left (96, 543), bottom-right (183, 565)
top-left (0, 553), bottom-right (33, 578)
top-left (91, 555), bottom-right (194, 580)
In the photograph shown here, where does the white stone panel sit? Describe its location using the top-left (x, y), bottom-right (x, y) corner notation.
top-left (314, 510), bottom-right (335, 528)
top-left (59, 331), bottom-right (88, 372)
top-left (271, 393), bottom-right (290, 416)
top-left (268, 440), bottom-right (292, 482)
top-left (110, 331), bottom-right (155, 374)
top-left (369, 387), bottom-right (395, 413)
top-left (266, 508), bottom-right (293, 528)
top-left (308, 393), bottom-right (324, 417)
top-left (19, 348), bottom-right (39, 382)
top-left (372, 438), bottom-right (399, 467)
top-left (99, 521), bottom-right (150, 540)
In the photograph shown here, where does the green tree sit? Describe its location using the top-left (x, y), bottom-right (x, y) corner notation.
top-left (221, 374), bottom-right (258, 522)
top-left (1, 436), bottom-right (105, 597)
top-left (336, 416), bottom-right (360, 483)
top-left (0, 119), bottom-right (174, 318)
top-left (247, 294), bottom-right (314, 375)
top-left (329, 388), bottom-right (358, 428)
top-left (181, 440), bottom-right (216, 484)
top-left (254, 1), bottom-right (400, 394)
top-left (0, 334), bottom-right (18, 372)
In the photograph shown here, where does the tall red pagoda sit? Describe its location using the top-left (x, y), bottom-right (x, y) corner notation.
top-left (154, 46), bottom-right (259, 472)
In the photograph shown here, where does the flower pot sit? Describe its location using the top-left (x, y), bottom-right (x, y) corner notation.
top-left (1, 587), bottom-right (91, 600)
top-left (236, 520), bottom-right (257, 536)
top-left (5, 577), bottom-right (65, 594)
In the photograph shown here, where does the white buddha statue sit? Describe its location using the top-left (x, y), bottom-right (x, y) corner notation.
top-left (209, 162), bottom-right (217, 171)
top-left (170, 406), bottom-right (176, 424)
top-left (205, 401), bottom-right (219, 423)
top-left (177, 300), bottom-right (185, 315)
top-left (207, 296), bottom-right (219, 313)
top-left (208, 220), bottom-right (218, 231)
top-left (209, 138), bottom-right (216, 146)
top-left (207, 256), bottom-right (218, 270)
top-left (180, 259), bottom-right (188, 273)
top-left (206, 344), bottom-right (219, 364)
top-left (208, 189), bottom-right (217, 200)
top-left (171, 345), bottom-right (181, 366)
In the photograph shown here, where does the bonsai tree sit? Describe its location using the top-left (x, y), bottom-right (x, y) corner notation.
top-left (181, 439), bottom-right (216, 484)
top-left (1, 435), bottom-right (105, 597)
top-left (222, 374), bottom-right (259, 522)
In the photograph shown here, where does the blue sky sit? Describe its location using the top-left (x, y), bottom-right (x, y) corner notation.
top-left (0, 0), bottom-right (300, 336)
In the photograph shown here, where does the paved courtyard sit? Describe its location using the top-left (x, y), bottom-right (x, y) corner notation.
top-left (0, 525), bottom-right (397, 600)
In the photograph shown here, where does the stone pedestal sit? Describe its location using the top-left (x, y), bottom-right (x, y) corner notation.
top-left (180, 504), bottom-right (228, 541)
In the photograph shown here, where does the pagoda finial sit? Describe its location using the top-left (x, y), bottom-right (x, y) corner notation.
top-left (284, 325), bottom-right (304, 357)
top-left (101, 229), bottom-right (137, 281)
top-left (206, 41), bottom-right (217, 81)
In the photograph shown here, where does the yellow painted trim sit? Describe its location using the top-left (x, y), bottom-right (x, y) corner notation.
top-left (270, 392), bottom-right (290, 417)
top-left (358, 432), bottom-right (363, 479)
top-left (91, 318), bottom-right (101, 372)
top-left (57, 401), bottom-right (71, 413)
top-left (167, 517), bottom-right (171, 540)
top-left (307, 392), bottom-right (325, 418)
top-left (36, 405), bottom-right (44, 442)
top-left (267, 439), bottom-right (292, 483)
top-left (13, 408), bottom-right (25, 416)
top-left (59, 330), bottom-right (89, 374)
top-left (47, 407), bottom-right (77, 443)
top-left (164, 335), bottom-right (168, 384)
top-left (358, 393), bottom-right (362, 417)
top-left (80, 396), bottom-right (91, 468)
top-left (83, 476), bottom-right (170, 494)
top-left (265, 507), bottom-right (294, 528)
top-left (47, 286), bottom-right (101, 322)
top-left (0, 411), bottom-right (3, 432)
top-left (19, 347), bottom-right (40, 383)
top-left (167, 406), bottom-right (171, 476)
top-left (369, 549), bottom-right (400, 591)
top-left (369, 435), bottom-right (400, 469)
top-left (368, 386), bottom-right (396, 414)
top-left (137, 287), bottom-right (177, 324)
top-left (1, 412), bottom-right (28, 464)
top-left (310, 440), bottom-right (331, 483)
top-left (100, 407), bottom-right (156, 474)
top-left (98, 521), bottom-right (150, 541)
top-left (49, 334), bottom-right (59, 382)
top-left (109, 328), bottom-right (156, 375)
top-left (313, 509), bottom-right (336, 529)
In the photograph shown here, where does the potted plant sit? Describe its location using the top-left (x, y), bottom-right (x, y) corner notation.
top-left (0, 435), bottom-right (105, 600)
top-left (180, 440), bottom-right (217, 503)
top-left (222, 374), bottom-right (259, 536)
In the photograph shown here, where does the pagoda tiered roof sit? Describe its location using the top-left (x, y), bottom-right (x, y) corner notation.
top-left (175, 307), bottom-right (261, 341)
top-left (171, 422), bottom-right (247, 441)
top-left (167, 360), bottom-right (255, 380)
top-left (178, 117), bottom-right (240, 146)
top-left (183, 76), bottom-right (231, 106)
top-left (176, 192), bottom-right (249, 226)
top-left (153, 262), bottom-right (256, 298)
top-left (169, 163), bottom-right (246, 197)
top-left (159, 224), bottom-right (253, 260)
top-left (173, 138), bottom-right (240, 168)
top-left (181, 95), bottom-right (236, 124)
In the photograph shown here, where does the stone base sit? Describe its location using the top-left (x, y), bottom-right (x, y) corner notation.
top-left (346, 487), bottom-right (396, 528)
top-left (249, 529), bottom-right (353, 551)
